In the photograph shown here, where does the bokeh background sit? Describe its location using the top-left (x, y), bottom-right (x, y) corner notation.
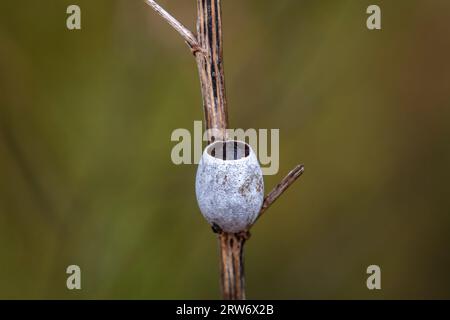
top-left (1, 0), bottom-right (450, 299)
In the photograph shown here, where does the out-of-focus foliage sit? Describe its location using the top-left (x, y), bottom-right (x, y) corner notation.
top-left (0, 0), bottom-right (449, 299)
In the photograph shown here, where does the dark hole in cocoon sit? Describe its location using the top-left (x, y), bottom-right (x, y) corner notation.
top-left (208, 140), bottom-right (250, 160)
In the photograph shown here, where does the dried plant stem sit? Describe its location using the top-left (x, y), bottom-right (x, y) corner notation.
top-left (195, 0), bottom-right (228, 142)
top-left (146, 0), bottom-right (304, 300)
top-left (218, 232), bottom-right (248, 300)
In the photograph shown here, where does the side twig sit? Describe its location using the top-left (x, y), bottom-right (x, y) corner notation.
top-left (144, 0), bottom-right (201, 53)
top-left (253, 164), bottom-right (305, 225)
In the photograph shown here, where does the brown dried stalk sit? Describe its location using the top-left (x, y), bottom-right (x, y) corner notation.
top-left (145, 0), bottom-right (304, 300)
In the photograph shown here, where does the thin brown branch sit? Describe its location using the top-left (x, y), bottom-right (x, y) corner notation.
top-left (193, 0), bottom-right (239, 300)
top-left (144, 0), bottom-right (201, 53)
top-left (254, 164), bottom-right (305, 223)
top-left (219, 232), bottom-right (247, 300)
top-left (145, 0), bottom-right (304, 301)
top-left (195, 0), bottom-right (228, 142)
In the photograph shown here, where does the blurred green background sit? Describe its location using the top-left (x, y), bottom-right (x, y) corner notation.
top-left (1, 0), bottom-right (450, 299)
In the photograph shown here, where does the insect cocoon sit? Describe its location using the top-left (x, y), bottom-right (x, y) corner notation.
top-left (195, 140), bottom-right (264, 233)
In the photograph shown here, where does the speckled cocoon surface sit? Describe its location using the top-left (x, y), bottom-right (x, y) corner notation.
top-left (195, 140), bottom-right (264, 233)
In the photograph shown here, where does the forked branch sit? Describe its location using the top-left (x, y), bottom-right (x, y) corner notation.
top-left (145, 0), bottom-right (305, 300)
